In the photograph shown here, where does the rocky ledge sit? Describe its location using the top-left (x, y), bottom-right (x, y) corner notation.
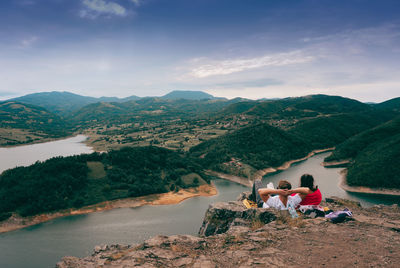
top-left (57, 194), bottom-right (400, 267)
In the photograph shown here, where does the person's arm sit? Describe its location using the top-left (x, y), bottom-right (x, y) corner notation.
top-left (288, 187), bottom-right (312, 200)
top-left (258, 188), bottom-right (288, 202)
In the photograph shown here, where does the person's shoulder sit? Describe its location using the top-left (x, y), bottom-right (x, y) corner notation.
top-left (289, 193), bottom-right (302, 203)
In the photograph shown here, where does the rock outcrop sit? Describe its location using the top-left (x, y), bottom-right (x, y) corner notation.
top-left (198, 201), bottom-right (278, 237)
top-left (57, 195), bottom-right (400, 267)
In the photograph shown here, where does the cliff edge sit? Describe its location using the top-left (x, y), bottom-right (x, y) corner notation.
top-left (57, 195), bottom-right (400, 267)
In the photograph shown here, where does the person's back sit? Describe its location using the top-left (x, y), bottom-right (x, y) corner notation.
top-left (295, 174), bottom-right (322, 206)
top-left (299, 188), bottom-right (322, 205)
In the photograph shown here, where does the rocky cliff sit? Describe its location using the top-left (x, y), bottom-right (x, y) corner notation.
top-left (57, 195), bottom-right (400, 267)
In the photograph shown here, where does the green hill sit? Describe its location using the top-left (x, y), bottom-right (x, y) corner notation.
top-left (346, 133), bottom-right (400, 188)
top-left (0, 146), bottom-right (208, 220)
top-left (70, 97), bottom-right (244, 127)
top-left (245, 94), bottom-right (372, 118)
top-left (375, 97), bottom-right (400, 112)
top-left (325, 116), bottom-right (400, 162)
top-left (287, 113), bottom-right (387, 149)
top-left (161, 90), bottom-right (215, 100)
top-left (0, 101), bottom-right (70, 139)
top-left (220, 100), bottom-right (259, 115)
top-left (190, 111), bottom-right (389, 175)
top-left (190, 123), bottom-right (311, 171)
top-left (10, 91), bottom-right (140, 116)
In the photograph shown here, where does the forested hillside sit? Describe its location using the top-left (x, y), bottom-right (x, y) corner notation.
top-left (0, 101), bottom-right (70, 144)
top-left (0, 146), bottom-right (208, 220)
top-left (346, 133), bottom-right (400, 188)
top-left (326, 116), bottom-right (400, 162)
top-left (10, 91), bottom-right (140, 115)
top-left (161, 90), bottom-right (215, 100)
top-left (244, 94), bottom-right (372, 118)
top-left (287, 113), bottom-right (388, 148)
top-left (190, 123), bottom-right (311, 170)
top-left (69, 97), bottom-right (243, 127)
top-left (190, 111), bottom-right (389, 173)
top-left (323, 116), bottom-right (400, 188)
top-left (374, 97), bottom-right (400, 112)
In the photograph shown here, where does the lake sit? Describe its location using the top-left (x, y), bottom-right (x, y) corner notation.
top-left (0, 135), bottom-right (93, 174)
top-left (0, 138), bottom-right (399, 268)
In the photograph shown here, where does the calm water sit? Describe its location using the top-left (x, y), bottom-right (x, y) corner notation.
top-left (0, 139), bottom-right (399, 268)
top-left (0, 179), bottom-right (247, 268)
top-left (0, 135), bottom-right (93, 174)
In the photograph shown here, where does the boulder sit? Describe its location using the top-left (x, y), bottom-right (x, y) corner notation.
top-left (198, 201), bottom-right (278, 236)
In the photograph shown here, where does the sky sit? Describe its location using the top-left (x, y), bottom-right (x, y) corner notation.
top-left (0, 0), bottom-right (399, 102)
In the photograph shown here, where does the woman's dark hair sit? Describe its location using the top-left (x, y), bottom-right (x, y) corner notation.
top-left (300, 174), bottom-right (318, 191)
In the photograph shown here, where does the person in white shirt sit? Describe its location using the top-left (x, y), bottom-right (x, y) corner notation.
top-left (258, 180), bottom-right (302, 210)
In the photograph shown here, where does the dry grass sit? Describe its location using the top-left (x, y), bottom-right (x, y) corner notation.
top-left (251, 218), bottom-right (265, 230)
top-left (275, 211), bottom-right (306, 228)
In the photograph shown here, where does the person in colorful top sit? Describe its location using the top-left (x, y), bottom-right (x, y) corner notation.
top-left (290, 174), bottom-right (322, 206)
top-left (250, 174), bottom-right (322, 209)
top-left (258, 180), bottom-right (302, 210)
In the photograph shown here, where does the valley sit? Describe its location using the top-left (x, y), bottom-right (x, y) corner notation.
top-left (0, 91), bottom-right (399, 227)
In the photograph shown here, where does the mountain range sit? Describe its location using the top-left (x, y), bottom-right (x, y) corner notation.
top-left (9, 90), bottom-right (217, 116)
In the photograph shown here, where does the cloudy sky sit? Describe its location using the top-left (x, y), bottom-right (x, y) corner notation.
top-left (0, 0), bottom-right (399, 102)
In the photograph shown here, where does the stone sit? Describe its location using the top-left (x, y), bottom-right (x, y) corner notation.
top-left (198, 201), bottom-right (278, 237)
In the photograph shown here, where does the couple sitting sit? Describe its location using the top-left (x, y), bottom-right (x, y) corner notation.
top-left (252, 174), bottom-right (322, 210)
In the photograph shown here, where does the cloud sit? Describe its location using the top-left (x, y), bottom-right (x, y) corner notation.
top-left (189, 50), bottom-right (314, 78)
top-left (130, 0), bottom-right (142, 6)
top-left (80, 0), bottom-right (127, 18)
top-left (19, 0), bottom-right (35, 6)
top-left (19, 36), bottom-right (38, 48)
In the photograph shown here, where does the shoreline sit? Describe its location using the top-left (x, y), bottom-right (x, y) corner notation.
top-left (339, 169), bottom-right (400, 196)
top-left (321, 160), bottom-right (350, 168)
top-left (0, 133), bottom-right (88, 150)
top-left (206, 170), bottom-right (253, 187)
top-left (0, 183), bottom-right (217, 234)
top-left (209, 148), bottom-right (335, 187)
top-left (252, 148), bottom-right (335, 180)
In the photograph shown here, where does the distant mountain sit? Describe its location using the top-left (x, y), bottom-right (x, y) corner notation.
top-left (10, 91), bottom-right (140, 116)
top-left (220, 100), bottom-right (259, 115)
top-left (161, 90), bottom-right (215, 100)
top-left (69, 97), bottom-right (244, 126)
top-left (0, 101), bottom-right (70, 137)
top-left (244, 94), bottom-right (372, 118)
top-left (375, 97), bottom-right (400, 112)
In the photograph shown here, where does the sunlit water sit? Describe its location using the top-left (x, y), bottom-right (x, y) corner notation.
top-left (0, 139), bottom-right (399, 268)
top-left (0, 135), bottom-right (93, 174)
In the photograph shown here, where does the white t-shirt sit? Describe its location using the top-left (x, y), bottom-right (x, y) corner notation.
top-left (263, 194), bottom-right (302, 210)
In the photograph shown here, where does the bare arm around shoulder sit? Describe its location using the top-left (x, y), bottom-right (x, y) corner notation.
top-left (288, 187), bottom-right (313, 200)
top-left (258, 188), bottom-right (288, 202)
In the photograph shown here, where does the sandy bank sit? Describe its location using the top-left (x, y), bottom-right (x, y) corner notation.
top-left (321, 159), bottom-right (350, 168)
top-left (339, 169), bottom-right (400, 196)
top-left (209, 148), bottom-right (334, 187)
top-left (0, 183), bottom-right (217, 234)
